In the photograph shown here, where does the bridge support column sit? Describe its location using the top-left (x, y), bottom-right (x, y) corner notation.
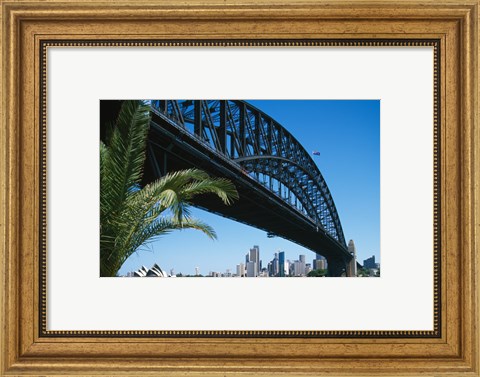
top-left (346, 257), bottom-right (357, 277)
top-left (327, 257), bottom-right (347, 277)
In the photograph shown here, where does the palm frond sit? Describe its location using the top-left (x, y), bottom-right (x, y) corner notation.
top-left (128, 169), bottom-right (239, 212)
top-left (180, 177), bottom-right (239, 205)
top-left (101, 100), bottom-right (151, 216)
top-left (127, 216), bottom-right (217, 263)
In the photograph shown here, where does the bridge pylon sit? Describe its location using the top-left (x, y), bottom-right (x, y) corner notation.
top-left (345, 239), bottom-right (358, 277)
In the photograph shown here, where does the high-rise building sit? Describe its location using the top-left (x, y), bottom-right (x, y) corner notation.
top-left (293, 260), bottom-right (304, 276)
top-left (236, 263), bottom-right (245, 277)
top-left (305, 263), bottom-right (312, 275)
top-left (267, 261), bottom-right (273, 276)
top-left (314, 254), bottom-right (328, 270)
top-left (246, 261), bottom-right (257, 277)
top-left (284, 259), bottom-right (290, 276)
top-left (364, 255), bottom-right (376, 269)
top-left (271, 253), bottom-right (279, 276)
top-left (313, 258), bottom-right (327, 270)
top-left (195, 267), bottom-right (200, 276)
top-left (288, 255), bottom-right (307, 276)
top-left (347, 239), bottom-right (358, 276)
top-left (298, 254), bottom-right (306, 276)
top-left (265, 253), bottom-right (284, 277)
top-left (250, 245), bottom-right (260, 275)
top-left (279, 251), bottom-right (286, 277)
top-left (290, 260), bottom-right (297, 276)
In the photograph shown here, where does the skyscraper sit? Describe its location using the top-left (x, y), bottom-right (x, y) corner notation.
top-left (279, 251), bottom-right (286, 277)
top-left (299, 254), bottom-right (306, 276)
top-left (293, 260), bottom-right (304, 276)
top-left (267, 261), bottom-right (273, 276)
top-left (290, 255), bottom-right (307, 276)
top-left (236, 263), bottom-right (245, 277)
top-left (246, 261), bottom-right (257, 277)
top-left (305, 263), bottom-right (312, 275)
top-left (288, 260), bottom-right (295, 276)
top-left (271, 253), bottom-right (279, 276)
top-left (250, 245), bottom-right (260, 275)
top-left (364, 255), bottom-right (376, 269)
top-left (314, 254), bottom-right (328, 270)
top-left (313, 257), bottom-right (327, 270)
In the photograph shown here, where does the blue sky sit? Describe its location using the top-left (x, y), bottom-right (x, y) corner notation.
top-left (117, 100), bottom-right (380, 276)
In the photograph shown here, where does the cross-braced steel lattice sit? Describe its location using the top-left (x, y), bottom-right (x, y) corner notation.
top-left (150, 100), bottom-right (346, 247)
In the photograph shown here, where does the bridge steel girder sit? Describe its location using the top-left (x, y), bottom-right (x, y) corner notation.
top-left (150, 100), bottom-right (347, 248)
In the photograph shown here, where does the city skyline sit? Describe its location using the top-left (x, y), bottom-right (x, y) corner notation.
top-left (116, 100), bottom-right (380, 276)
top-left (123, 243), bottom-right (380, 277)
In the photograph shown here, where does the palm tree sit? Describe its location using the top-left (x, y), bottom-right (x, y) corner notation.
top-left (100, 100), bottom-right (238, 277)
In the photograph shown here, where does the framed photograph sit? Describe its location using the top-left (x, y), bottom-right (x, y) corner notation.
top-left (1, 0), bottom-right (478, 375)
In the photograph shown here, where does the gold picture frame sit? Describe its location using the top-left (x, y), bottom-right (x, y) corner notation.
top-left (1, 0), bottom-right (478, 375)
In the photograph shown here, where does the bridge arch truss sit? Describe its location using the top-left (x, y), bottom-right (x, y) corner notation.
top-left (150, 100), bottom-right (346, 247)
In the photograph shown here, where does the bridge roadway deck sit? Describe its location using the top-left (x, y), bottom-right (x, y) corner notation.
top-left (142, 111), bottom-right (353, 269)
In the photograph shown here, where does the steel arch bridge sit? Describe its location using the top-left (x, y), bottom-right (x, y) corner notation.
top-left (100, 100), bottom-right (353, 276)
top-left (151, 99), bottom-right (346, 244)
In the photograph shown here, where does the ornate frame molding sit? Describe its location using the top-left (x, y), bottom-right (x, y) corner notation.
top-left (1, 1), bottom-right (478, 375)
